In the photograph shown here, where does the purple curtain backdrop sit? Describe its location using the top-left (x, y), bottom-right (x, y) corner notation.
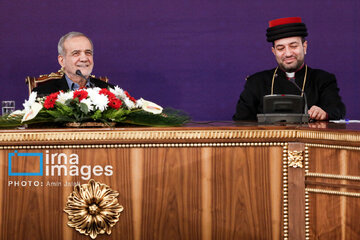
top-left (1, 1), bottom-right (359, 120)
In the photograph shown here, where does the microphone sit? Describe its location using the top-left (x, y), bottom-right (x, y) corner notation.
top-left (75, 70), bottom-right (88, 87)
top-left (288, 78), bottom-right (308, 114)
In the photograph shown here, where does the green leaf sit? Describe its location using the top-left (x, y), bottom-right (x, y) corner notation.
top-left (0, 114), bottom-right (23, 128)
top-left (91, 110), bottom-right (102, 120)
top-left (123, 108), bottom-right (190, 127)
top-left (65, 99), bottom-right (75, 106)
top-left (80, 103), bottom-right (89, 114)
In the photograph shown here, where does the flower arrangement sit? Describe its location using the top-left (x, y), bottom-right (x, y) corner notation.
top-left (0, 86), bottom-right (189, 128)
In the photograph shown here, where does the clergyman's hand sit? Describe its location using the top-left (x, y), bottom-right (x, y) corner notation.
top-left (308, 105), bottom-right (328, 121)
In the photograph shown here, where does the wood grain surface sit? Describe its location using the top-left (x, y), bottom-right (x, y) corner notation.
top-left (288, 143), bottom-right (305, 240)
top-left (0, 145), bottom-right (283, 240)
top-left (1, 125), bottom-right (360, 240)
top-left (307, 147), bottom-right (360, 240)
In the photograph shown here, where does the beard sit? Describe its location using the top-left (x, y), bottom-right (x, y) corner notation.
top-left (279, 57), bottom-right (304, 72)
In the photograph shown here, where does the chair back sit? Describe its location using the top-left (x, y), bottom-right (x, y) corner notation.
top-left (25, 70), bottom-right (109, 95)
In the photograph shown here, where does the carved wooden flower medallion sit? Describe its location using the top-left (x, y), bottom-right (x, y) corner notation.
top-left (64, 179), bottom-right (124, 239)
top-left (288, 150), bottom-right (304, 168)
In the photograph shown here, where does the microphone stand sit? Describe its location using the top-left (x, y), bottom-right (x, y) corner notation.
top-left (288, 78), bottom-right (309, 115)
top-left (75, 70), bottom-right (89, 87)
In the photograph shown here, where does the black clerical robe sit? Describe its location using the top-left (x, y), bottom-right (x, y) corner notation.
top-left (233, 66), bottom-right (346, 120)
top-left (32, 75), bottom-right (114, 97)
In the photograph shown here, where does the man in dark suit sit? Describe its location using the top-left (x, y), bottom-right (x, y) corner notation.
top-left (32, 32), bottom-right (113, 97)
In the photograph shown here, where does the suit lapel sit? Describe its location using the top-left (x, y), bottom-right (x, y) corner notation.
top-left (56, 75), bottom-right (70, 91)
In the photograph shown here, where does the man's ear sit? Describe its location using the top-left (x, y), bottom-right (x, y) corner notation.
top-left (58, 55), bottom-right (64, 67)
top-left (271, 47), bottom-right (275, 55)
top-left (303, 40), bottom-right (308, 54)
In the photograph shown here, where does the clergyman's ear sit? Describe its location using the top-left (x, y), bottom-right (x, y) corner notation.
top-left (303, 40), bottom-right (308, 55)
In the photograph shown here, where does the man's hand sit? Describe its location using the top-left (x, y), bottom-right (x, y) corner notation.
top-left (308, 105), bottom-right (328, 121)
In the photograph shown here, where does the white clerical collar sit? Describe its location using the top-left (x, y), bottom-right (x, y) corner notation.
top-left (286, 72), bottom-right (295, 78)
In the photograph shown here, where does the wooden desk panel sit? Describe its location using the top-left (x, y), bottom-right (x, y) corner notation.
top-left (305, 146), bottom-right (360, 239)
top-left (0, 143), bottom-right (283, 240)
top-left (1, 124), bottom-right (359, 239)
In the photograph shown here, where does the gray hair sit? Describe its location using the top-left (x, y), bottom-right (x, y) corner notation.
top-left (58, 32), bottom-right (93, 56)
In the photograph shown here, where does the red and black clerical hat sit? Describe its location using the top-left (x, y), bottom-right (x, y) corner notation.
top-left (266, 17), bottom-right (308, 42)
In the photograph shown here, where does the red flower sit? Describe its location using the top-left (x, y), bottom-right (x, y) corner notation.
top-left (108, 96), bottom-right (122, 109)
top-left (73, 90), bottom-right (88, 101)
top-left (124, 91), bottom-right (136, 103)
top-left (44, 92), bottom-right (60, 109)
top-left (99, 88), bottom-right (115, 98)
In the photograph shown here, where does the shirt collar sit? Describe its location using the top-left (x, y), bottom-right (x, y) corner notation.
top-left (278, 63), bottom-right (306, 79)
top-left (65, 74), bottom-right (92, 90)
top-left (286, 72), bottom-right (295, 78)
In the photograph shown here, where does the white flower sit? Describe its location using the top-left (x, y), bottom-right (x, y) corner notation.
top-left (56, 91), bottom-right (73, 104)
top-left (135, 98), bottom-right (144, 108)
top-left (87, 88), bottom-right (100, 103)
top-left (91, 93), bottom-right (109, 111)
top-left (87, 88), bottom-right (108, 111)
top-left (23, 92), bottom-right (37, 112)
top-left (87, 87), bottom-right (101, 97)
top-left (9, 110), bottom-right (25, 117)
top-left (141, 99), bottom-right (163, 114)
top-left (36, 97), bottom-right (45, 104)
top-left (123, 98), bottom-right (135, 109)
top-left (110, 86), bottom-right (126, 99)
top-left (80, 98), bottom-right (94, 112)
top-left (22, 102), bottom-right (43, 122)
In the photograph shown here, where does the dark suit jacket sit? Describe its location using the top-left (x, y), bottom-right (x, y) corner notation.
top-left (32, 75), bottom-right (114, 97)
top-left (233, 66), bottom-right (346, 121)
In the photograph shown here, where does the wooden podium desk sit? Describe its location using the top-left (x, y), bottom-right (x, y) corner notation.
top-left (0, 122), bottom-right (359, 240)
